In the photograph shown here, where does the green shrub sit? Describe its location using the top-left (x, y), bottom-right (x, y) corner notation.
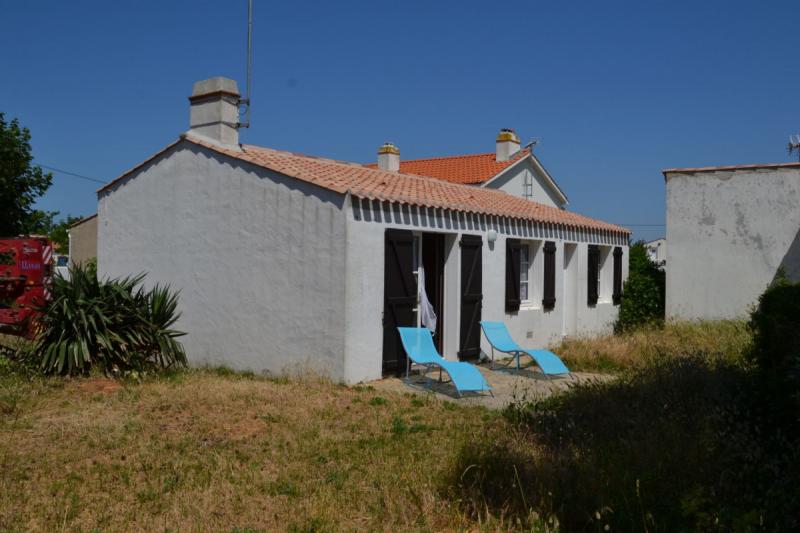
top-left (747, 277), bottom-right (800, 452)
top-left (747, 277), bottom-right (800, 385)
top-left (450, 355), bottom-right (799, 531)
top-left (616, 242), bottom-right (665, 332)
top-left (34, 263), bottom-right (187, 376)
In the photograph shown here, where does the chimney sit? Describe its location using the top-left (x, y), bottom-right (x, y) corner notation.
top-left (495, 128), bottom-right (520, 162)
top-left (188, 77), bottom-right (241, 147)
top-left (377, 142), bottom-right (400, 172)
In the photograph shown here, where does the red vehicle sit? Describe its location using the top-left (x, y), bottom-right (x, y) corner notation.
top-left (0, 236), bottom-right (53, 338)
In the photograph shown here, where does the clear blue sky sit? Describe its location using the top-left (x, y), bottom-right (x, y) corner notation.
top-left (2, 0), bottom-right (797, 241)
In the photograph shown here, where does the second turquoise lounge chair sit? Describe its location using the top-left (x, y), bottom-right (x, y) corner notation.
top-left (480, 321), bottom-right (571, 378)
top-left (397, 327), bottom-right (492, 397)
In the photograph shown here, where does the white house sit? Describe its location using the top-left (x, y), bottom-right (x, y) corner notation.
top-left (97, 77), bottom-right (630, 383)
top-left (645, 238), bottom-right (666, 269)
top-left (664, 162), bottom-right (800, 320)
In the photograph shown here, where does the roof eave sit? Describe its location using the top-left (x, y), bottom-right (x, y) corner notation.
top-left (97, 137), bottom-right (186, 195)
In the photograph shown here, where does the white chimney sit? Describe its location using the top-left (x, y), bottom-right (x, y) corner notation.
top-left (495, 128), bottom-right (520, 162)
top-left (188, 77), bottom-right (241, 147)
top-left (377, 142), bottom-right (400, 172)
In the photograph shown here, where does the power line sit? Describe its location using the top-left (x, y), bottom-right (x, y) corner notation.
top-left (37, 163), bottom-right (106, 185)
top-left (614, 223), bottom-right (665, 227)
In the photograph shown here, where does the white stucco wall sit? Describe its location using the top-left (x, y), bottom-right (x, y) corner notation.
top-left (484, 157), bottom-right (566, 208)
top-left (98, 142), bottom-right (349, 379)
top-left (665, 167), bottom-right (800, 320)
top-left (344, 199), bottom-right (628, 383)
top-left (645, 238), bottom-right (667, 267)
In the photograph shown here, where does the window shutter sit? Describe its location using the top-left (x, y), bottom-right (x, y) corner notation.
top-left (612, 246), bottom-right (623, 305)
top-left (542, 241), bottom-right (556, 310)
top-left (505, 239), bottom-right (521, 312)
top-left (587, 245), bottom-right (599, 306)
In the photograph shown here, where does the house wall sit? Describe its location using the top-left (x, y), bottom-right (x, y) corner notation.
top-left (98, 142), bottom-right (349, 379)
top-left (645, 238), bottom-right (667, 267)
top-left (484, 158), bottom-right (565, 208)
top-left (68, 215), bottom-right (97, 266)
top-left (665, 167), bottom-right (800, 320)
top-left (344, 199), bottom-right (627, 383)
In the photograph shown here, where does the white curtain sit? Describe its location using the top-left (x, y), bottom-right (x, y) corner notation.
top-left (418, 266), bottom-right (437, 333)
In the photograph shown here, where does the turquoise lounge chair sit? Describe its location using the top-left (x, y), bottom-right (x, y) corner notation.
top-left (480, 321), bottom-right (571, 378)
top-left (397, 327), bottom-right (491, 396)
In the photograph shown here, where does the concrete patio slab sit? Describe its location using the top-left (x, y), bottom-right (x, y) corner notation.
top-left (371, 361), bottom-right (613, 410)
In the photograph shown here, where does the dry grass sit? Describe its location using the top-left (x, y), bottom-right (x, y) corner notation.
top-left (550, 320), bottom-right (752, 372)
top-left (0, 369), bottom-right (509, 532)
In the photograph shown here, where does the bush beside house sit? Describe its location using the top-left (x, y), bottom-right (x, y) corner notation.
top-left (616, 241), bottom-right (665, 332)
top-left (32, 263), bottom-right (187, 376)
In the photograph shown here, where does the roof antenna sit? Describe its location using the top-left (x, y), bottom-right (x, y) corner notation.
top-left (788, 134), bottom-right (800, 162)
top-left (239, 0), bottom-right (253, 129)
top-left (523, 138), bottom-right (540, 151)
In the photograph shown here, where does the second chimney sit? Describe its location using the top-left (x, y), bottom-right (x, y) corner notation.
top-left (377, 142), bottom-right (400, 172)
top-left (496, 128), bottom-right (520, 161)
top-left (188, 77), bottom-right (241, 147)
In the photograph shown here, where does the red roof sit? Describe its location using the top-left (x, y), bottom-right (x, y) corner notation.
top-left (364, 151), bottom-right (528, 184)
top-left (99, 135), bottom-right (629, 236)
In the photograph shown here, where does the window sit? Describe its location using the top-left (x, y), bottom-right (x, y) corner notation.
top-left (519, 245), bottom-right (530, 301)
top-left (506, 240), bottom-right (541, 312)
top-left (589, 245), bottom-right (618, 306)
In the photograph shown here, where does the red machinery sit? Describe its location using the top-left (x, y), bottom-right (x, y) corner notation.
top-left (0, 237), bottom-right (52, 338)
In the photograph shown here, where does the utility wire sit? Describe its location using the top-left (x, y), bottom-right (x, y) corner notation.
top-left (614, 223), bottom-right (665, 227)
top-left (37, 163), bottom-right (106, 185)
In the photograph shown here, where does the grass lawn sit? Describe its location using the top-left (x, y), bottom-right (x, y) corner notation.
top-left (0, 369), bottom-right (503, 532)
top-left (551, 319), bottom-right (751, 373)
top-left (0, 319), bottom-right (761, 531)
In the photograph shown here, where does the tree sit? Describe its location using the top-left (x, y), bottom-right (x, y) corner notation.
top-left (0, 112), bottom-right (54, 235)
top-left (48, 215), bottom-right (81, 252)
top-left (615, 241), bottom-right (666, 331)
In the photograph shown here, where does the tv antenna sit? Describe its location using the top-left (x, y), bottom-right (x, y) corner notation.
top-left (238, 0), bottom-right (253, 129)
top-left (788, 134), bottom-right (800, 162)
top-left (523, 138), bottom-right (541, 151)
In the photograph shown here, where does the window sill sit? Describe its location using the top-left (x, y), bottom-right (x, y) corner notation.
top-left (519, 302), bottom-right (542, 311)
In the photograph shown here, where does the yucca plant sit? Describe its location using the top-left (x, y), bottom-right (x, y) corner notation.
top-left (35, 263), bottom-right (186, 376)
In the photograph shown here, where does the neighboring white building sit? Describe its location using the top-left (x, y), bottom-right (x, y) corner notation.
top-left (645, 238), bottom-right (666, 268)
top-left (664, 162), bottom-right (800, 320)
top-left (97, 77), bottom-right (630, 383)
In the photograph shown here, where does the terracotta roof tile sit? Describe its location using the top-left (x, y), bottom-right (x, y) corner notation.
top-left (365, 151), bottom-right (527, 184)
top-left (179, 136), bottom-right (628, 236)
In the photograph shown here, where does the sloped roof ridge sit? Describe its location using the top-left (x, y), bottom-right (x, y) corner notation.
top-left (246, 144), bottom-right (368, 168)
top-left (99, 135), bottom-right (629, 236)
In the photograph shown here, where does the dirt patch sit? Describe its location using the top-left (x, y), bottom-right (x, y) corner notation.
top-left (75, 377), bottom-right (122, 395)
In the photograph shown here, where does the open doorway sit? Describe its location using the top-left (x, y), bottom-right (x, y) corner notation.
top-left (421, 233), bottom-right (446, 352)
